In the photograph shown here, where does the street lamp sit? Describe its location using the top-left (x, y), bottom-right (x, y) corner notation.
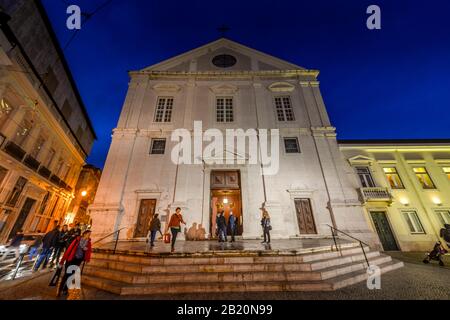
top-left (81, 190), bottom-right (88, 197)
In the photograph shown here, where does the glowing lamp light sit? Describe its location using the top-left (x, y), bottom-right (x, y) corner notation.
top-left (432, 197), bottom-right (442, 206)
top-left (81, 190), bottom-right (88, 197)
top-left (400, 198), bottom-right (410, 206)
top-left (223, 198), bottom-right (229, 204)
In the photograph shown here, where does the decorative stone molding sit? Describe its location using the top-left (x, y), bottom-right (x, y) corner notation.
top-left (210, 84), bottom-right (239, 95)
top-left (268, 82), bottom-right (295, 93)
top-left (287, 189), bottom-right (316, 199)
top-left (348, 155), bottom-right (375, 166)
top-left (112, 128), bottom-right (138, 137)
top-left (152, 83), bottom-right (182, 93)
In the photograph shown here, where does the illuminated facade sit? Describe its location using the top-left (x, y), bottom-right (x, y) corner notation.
top-left (0, 0), bottom-right (96, 242)
top-left (340, 140), bottom-right (450, 251)
top-left (90, 38), bottom-right (379, 246)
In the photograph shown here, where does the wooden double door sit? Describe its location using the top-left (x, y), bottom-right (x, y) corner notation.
top-left (134, 199), bottom-right (157, 238)
top-left (295, 199), bottom-right (317, 235)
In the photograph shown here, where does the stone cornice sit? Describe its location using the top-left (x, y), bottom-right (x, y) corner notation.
top-left (130, 69), bottom-right (319, 80)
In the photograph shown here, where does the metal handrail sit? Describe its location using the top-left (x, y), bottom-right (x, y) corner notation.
top-left (92, 227), bottom-right (127, 254)
top-left (326, 224), bottom-right (370, 267)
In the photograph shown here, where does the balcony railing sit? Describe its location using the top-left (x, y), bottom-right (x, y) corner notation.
top-left (359, 187), bottom-right (393, 203)
top-left (38, 166), bottom-right (52, 179)
top-left (3, 141), bottom-right (26, 162)
top-left (23, 155), bottom-right (40, 171)
top-left (50, 174), bottom-right (61, 185)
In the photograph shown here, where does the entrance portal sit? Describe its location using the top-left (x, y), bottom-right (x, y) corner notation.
top-left (210, 171), bottom-right (243, 237)
top-left (134, 199), bottom-right (156, 238)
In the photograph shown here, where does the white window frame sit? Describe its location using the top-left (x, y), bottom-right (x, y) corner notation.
top-left (402, 210), bottom-right (426, 234)
top-left (216, 97), bottom-right (234, 123)
top-left (274, 96), bottom-right (295, 122)
top-left (154, 97), bottom-right (174, 123)
top-left (356, 166), bottom-right (376, 188)
top-left (435, 209), bottom-right (450, 227)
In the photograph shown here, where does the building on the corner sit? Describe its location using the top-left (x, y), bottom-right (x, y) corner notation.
top-left (0, 0), bottom-right (96, 242)
top-left (90, 38), bottom-right (379, 246)
top-left (339, 140), bottom-right (450, 251)
top-left (66, 164), bottom-right (102, 227)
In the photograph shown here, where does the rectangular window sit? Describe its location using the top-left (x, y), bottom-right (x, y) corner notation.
top-left (44, 66), bottom-right (59, 94)
top-left (435, 209), bottom-right (450, 227)
top-left (154, 97), bottom-right (173, 123)
top-left (413, 167), bottom-right (436, 189)
top-left (13, 117), bottom-right (32, 146)
top-left (284, 138), bottom-right (300, 154)
top-left (6, 177), bottom-right (27, 207)
top-left (0, 165), bottom-right (8, 186)
top-left (383, 167), bottom-right (404, 189)
top-left (275, 96), bottom-right (295, 122)
top-left (443, 167), bottom-right (450, 181)
top-left (356, 167), bottom-right (376, 188)
top-left (0, 98), bottom-right (14, 130)
top-left (150, 138), bottom-right (166, 155)
top-left (30, 134), bottom-right (46, 159)
top-left (403, 210), bottom-right (425, 234)
top-left (44, 148), bottom-right (55, 168)
top-left (216, 97), bottom-right (234, 123)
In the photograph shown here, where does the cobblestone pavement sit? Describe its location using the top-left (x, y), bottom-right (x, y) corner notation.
top-left (0, 253), bottom-right (449, 300)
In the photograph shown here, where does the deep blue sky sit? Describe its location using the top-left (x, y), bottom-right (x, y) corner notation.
top-left (42, 0), bottom-right (450, 168)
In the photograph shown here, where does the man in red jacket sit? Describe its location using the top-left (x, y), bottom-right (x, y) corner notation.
top-left (58, 230), bottom-right (92, 296)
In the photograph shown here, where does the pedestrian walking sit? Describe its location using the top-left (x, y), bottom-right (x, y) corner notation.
top-left (1, 230), bottom-right (24, 261)
top-left (261, 209), bottom-right (272, 244)
top-left (65, 223), bottom-right (81, 248)
top-left (167, 207), bottom-right (186, 252)
top-left (147, 214), bottom-right (162, 247)
top-left (57, 230), bottom-right (92, 297)
top-left (228, 211), bottom-right (237, 242)
top-left (216, 211), bottom-right (227, 242)
top-left (33, 225), bottom-right (60, 271)
top-left (50, 225), bottom-right (69, 266)
top-left (28, 231), bottom-right (43, 260)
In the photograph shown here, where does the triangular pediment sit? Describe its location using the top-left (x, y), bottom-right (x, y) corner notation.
top-left (348, 155), bottom-right (375, 165)
top-left (140, 38), bottom-right (305, 72)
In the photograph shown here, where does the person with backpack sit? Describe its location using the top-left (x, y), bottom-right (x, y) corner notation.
top-left (147, 214), bottom-right (162, 247)
top-left (57, 230), bottom-right (92, 297)
top-left (33, 225), bottom-right (60, 271)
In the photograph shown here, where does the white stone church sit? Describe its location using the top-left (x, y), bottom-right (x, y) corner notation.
top-left (89, 38), bottom-right (379, 246)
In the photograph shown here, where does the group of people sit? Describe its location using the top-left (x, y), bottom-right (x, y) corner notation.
top-left (33, 223), bottom-right (83, 271)
top-left (144, 207), bottom-right (273, 251)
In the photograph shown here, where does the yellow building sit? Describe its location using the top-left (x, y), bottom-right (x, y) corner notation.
top-left (0, 1), bottom-right (96, 241)
top-left (340, 140), bottom-right (450, 251)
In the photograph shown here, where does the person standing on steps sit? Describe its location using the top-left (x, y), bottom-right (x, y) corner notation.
top-left (167, 207), bottom-right (186, 253)
top-left (228, 211), bottom-right (237, 243)
top-left (261, 209), bottom-right (272, 244)
top-left (216, 211), bottom-right (227, 243)
top-left (147, 214), bottom-right (162, 247)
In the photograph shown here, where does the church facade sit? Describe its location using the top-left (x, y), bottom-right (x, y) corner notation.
top-left (89, 38), bottom-right (379, 246)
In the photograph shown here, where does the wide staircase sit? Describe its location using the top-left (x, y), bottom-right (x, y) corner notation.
top-left (82, 242), bottom-right (403, 295)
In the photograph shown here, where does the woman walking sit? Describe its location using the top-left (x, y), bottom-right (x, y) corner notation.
top-left (261, 209), bottom-right (272, 244)
top-left (57, 230), bottom-right (92, 297)
top-left (167, 207), bottom-right (186, 252)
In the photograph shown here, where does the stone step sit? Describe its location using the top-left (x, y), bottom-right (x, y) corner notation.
top-left (328, 260), bottom-right (404, 290)
top-left (91, 245), bottom-right (370, 267)
top-left (83, 254), bottom-right (392, 286)
top-left (310, 250), bottom-right (380, 271)
top-left (82, 259), bottom-right (402, 295)
top-left (82, 275), bottom-right (334, 295)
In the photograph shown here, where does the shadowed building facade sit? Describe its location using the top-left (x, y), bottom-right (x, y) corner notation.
top-left (0, 0), bottom-right (95, 242)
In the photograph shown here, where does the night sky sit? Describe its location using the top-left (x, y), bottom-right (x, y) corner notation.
top-left (41, 0), bottom-right (450, 168)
